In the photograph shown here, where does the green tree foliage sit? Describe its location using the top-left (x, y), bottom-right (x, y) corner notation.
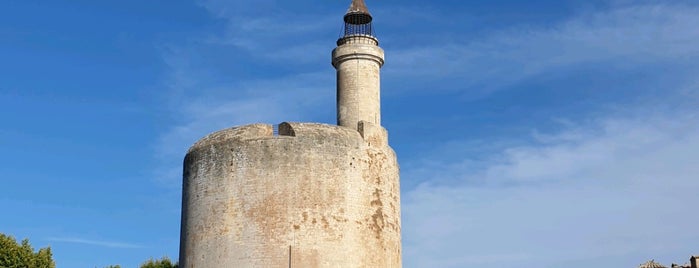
top-left (139, 257), bottom-right (178, 268)
top-left (104, 265), bottom-right (121, 268)
top-left (0, 233), bottom-right (55, 268)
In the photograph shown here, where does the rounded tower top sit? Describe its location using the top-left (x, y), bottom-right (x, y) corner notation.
top-left (340, 0), bottom-right (376, 41)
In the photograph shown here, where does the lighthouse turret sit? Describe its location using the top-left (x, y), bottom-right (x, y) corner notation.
top-left (332, 0), bottom-right (385, 130)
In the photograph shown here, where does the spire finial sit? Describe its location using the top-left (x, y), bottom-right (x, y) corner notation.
top-left (344, 0), bottom-right (372, 25)
top-left (341, 0), bottom-right (375, 38)
top-left (347, 0), bottom-right (370, 16)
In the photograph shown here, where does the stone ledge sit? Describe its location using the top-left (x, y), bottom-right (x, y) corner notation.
top-left (187, 122), bottom-right (367, 154)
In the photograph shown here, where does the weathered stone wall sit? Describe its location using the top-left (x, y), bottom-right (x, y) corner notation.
top-left (179, 122), bottom-right (401, 268)
top-left (332, 36), bottom-right (384, 130)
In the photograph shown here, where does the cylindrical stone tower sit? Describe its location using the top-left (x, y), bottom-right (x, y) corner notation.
top-left (179, 123), bottom-right (401, 267)
top-left (332, 0), bottom-right (384, 130)
top-left (179, 1), bottom-right (401, 267)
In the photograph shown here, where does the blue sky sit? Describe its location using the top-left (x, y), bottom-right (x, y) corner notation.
top-left (1, 0), bottom-right (698, 267)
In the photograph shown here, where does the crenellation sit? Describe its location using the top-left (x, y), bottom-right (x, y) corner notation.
top-left (277, 122), bottom-right (295, 136)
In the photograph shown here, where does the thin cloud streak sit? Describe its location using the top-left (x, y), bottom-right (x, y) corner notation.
top-left (47, 237), bottom-right (144, 249)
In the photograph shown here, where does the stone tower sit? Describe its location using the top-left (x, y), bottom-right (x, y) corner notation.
top-left (178, 0), bottom-right (401, 267)
top-left (333, 0), bottom-right (384, 130)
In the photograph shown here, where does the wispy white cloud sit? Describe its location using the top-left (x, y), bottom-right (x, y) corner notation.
top-left (402, 107), bottom-right (699, 267)
top-left (152, 2), bottom-right (344, 187)
top-left (395, 2), bottom-right (699, 267)
top-left (47, 237), bottom-right (144, 249)
top-left (385, 3), bottom-right (699, 94)
top-left (153, 67), bottom-right (334, 187)
top-left (197, 0), bottom-right (338, 65)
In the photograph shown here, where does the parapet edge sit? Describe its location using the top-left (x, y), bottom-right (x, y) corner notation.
top-left (187, 122), bottom-right (367, 154)
top-left (187, 123), bottom-right (273, 154)
top-left (279, 122), bottom-right (359, 138)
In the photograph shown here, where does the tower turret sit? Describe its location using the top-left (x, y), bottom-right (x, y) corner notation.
top-left (332, 0), bottom-right (385, 130)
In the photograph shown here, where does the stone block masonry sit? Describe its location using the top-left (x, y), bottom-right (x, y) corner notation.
top-left (179, 122), bottom-right (401, 267)
top-left (333, 36), bottom-right (384, 130)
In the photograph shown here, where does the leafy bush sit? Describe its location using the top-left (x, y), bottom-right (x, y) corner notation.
top-left (140, 257), bottom-right (178, 268)
top-left (0, 233), bottom-right (55, 268)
